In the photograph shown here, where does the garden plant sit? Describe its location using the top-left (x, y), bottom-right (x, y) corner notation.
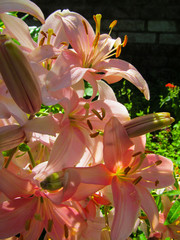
top-left (0, 1), bottom-right (179, 239)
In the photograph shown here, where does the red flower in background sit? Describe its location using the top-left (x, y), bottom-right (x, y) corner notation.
top-left (165, 83), bottom-right (176, 88)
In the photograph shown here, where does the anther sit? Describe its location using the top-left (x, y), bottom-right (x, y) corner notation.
top-left (90, 132), bottom-right (99, 138)
top-left (64, 224), bottom-right (69, 239)
top-left (133, 176), bottom-right (142, 185)
top-left (91, 109), bottom-right (104, 120)
top-left (93, 32), bottom-right (100, 47)
top-left (115, 45), bottom-right (121, 58)
top-left (122, 35), bottom-right (128, 47)
top-left (155, 180), bottom-right (159, 186)
top-left (47, 219), bottom-right (53, 232)
top-left (124, 166), bottom-right (131, 175)
top-left (109, 20), bottom-right (117, 29)
top-left (25, 219), bottom-right (31, 231)
top-left (87, 119), bottom-right (93, 130)
top-left (132, 151), bottom-right (142, 157)
top-left (155, 160), bottom-right (162, 166)
top-left (101, 108), bottom-right (106, 119)
top-left (82, 20), bottom-right (88, 35)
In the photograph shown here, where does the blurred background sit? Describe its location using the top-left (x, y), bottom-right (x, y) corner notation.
top-left (30, 0), bottom-right (180, 118)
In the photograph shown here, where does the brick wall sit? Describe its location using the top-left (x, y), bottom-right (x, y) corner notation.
top-left (32, 0), bottom-right (180, 96)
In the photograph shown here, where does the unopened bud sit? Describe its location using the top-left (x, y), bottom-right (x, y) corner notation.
top-left (0, 125), bottom-right (25, 151)
top-left (0, 36), bottom-right (42, 114)
top-left (40, 172), bottom-right (64, 191)
top-left (123, 112), bottom-right (174, 138)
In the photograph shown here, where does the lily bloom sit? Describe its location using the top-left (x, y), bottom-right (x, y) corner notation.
top-left (102, 117), bottom-right (175, 240)
top-left (46, 11), bottom-right (149, 100)
top-left (0, 164), bottom-right (85, 239)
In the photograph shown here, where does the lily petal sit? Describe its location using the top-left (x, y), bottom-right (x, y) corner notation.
top-left (133, 154), bottom-right (175, 189)
top-left (0, 168), bottom-right (34, 199)
top-left (111, 177), bottom-right (140, 240)
top-left (56, 10), bottom-right (95, 58)
top-left (95, 59), bottom-right (150, 100)
top-left (136, 184), bottom-right (159, 230)
top-left (0, 0), bottom-right (45, 23)
top-left (103, 117), bottom-right (134, 172)
top-left (0, 197), bottom-right (37, 238)
top-left (0, 13), bottom-right (36, 50)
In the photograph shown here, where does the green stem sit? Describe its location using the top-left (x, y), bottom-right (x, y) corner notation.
top-left (4, 147), bottom-right (18, 168)
top-left (28, 150), bottom-right (35, 168)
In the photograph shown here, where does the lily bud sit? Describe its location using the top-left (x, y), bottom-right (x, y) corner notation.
top-left (123, 112), bottom-right (174, 138)
top-left (0, 125), bottom-right (25, 151)
top-left (0, 36), bottom-right (42, 114)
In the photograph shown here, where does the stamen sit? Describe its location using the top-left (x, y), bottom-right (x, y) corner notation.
top-left (64, 224), bottom-right (69, 239)
top-left (133, 176), bottom-right (142, 185)
top-left (132, 151), bottom-right (142, 157)
top-left (91, 108), bottom-right (105, 120)
top-left (39, 37), bottom-right (45, 46)
top-left (109, 20), bottom-right (117, 30)
top-left (40, 31), bottom-right (47, 38)
top-left (122, 35), bottom-right (128, 47)
top-left (155, 160), bottom-right (162, 166)
top-left (90, 132), bottom-right (99, 138)
top-left (47, 219), bottom-right (53, 232)
top-left (115, 45), bottom-right (121, 58)
top-left (101, 108), bottom-right (106, 119)
top-left (93, 32), bottom-right (100, 48)
top-left (155, 180), bottom-right (159, 186)
top-left (87, 119), bottom-right (93, 130)
top-left (124, 166), bottom-right (131, 175)
top-left (34, 213), bottom-right (41, 221)
top-left (82, 20), bottom-right (88, 35)
top-left (25, 219), bottom-right (31, 231)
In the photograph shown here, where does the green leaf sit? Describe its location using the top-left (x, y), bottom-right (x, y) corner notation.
top-left (162, 190), bottom-right (180, 197)
top-left (164, 199), bottom-right (180, 225)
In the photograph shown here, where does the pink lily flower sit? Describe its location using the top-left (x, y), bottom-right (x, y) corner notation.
top-left (42, 88), bottom-right (130, 174)
top-left (59, 116), bottom-right (175, 239)
top-left (0, 164), bottom-right (85, 239)
top-left (46, 11), bottom-right (150, 100)
top-left (102, 117), bottom-right (175, 240)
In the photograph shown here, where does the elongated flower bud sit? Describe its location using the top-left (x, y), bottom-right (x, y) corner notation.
top-left (123, 112), bottom-right (174, 138)
top-left (0, 125), bottom-right (25, 151)
top-left (0, 36), bottom-right (42, 114)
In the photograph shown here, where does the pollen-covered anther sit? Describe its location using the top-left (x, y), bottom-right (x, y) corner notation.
top-left (64, 224), bottom-right (69, 239)
top-left (47, 219), bottom-right (53, 232)
top-left (90, 132), bottom-right (99, 138)
top-left (155, 160), bottom-right (162, 166)
top-left (124, 166), bottom-right (131, 175)
top-left (133, 176), bottom-right (142, 185)
top-left (109, 20), bottom-right (117, 29)
top-left (122, 35), bottom-right (128, 47)
top-left (87, 119), bottom-right (93, 130)
top-left (115, 45), bottom-right (121, 58)
top-left (155, 180), bottom-right (159, 186)
top-left (93, 32), bottom-right (100, 48)
top-left (25, 219), bottom-right (31, 231)
top-left (132, 151), bottom-right (142, 157)
top-left (82, 20), bottom-right (88, 35)
top-left (91, 108), bottom-right (105, 120)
